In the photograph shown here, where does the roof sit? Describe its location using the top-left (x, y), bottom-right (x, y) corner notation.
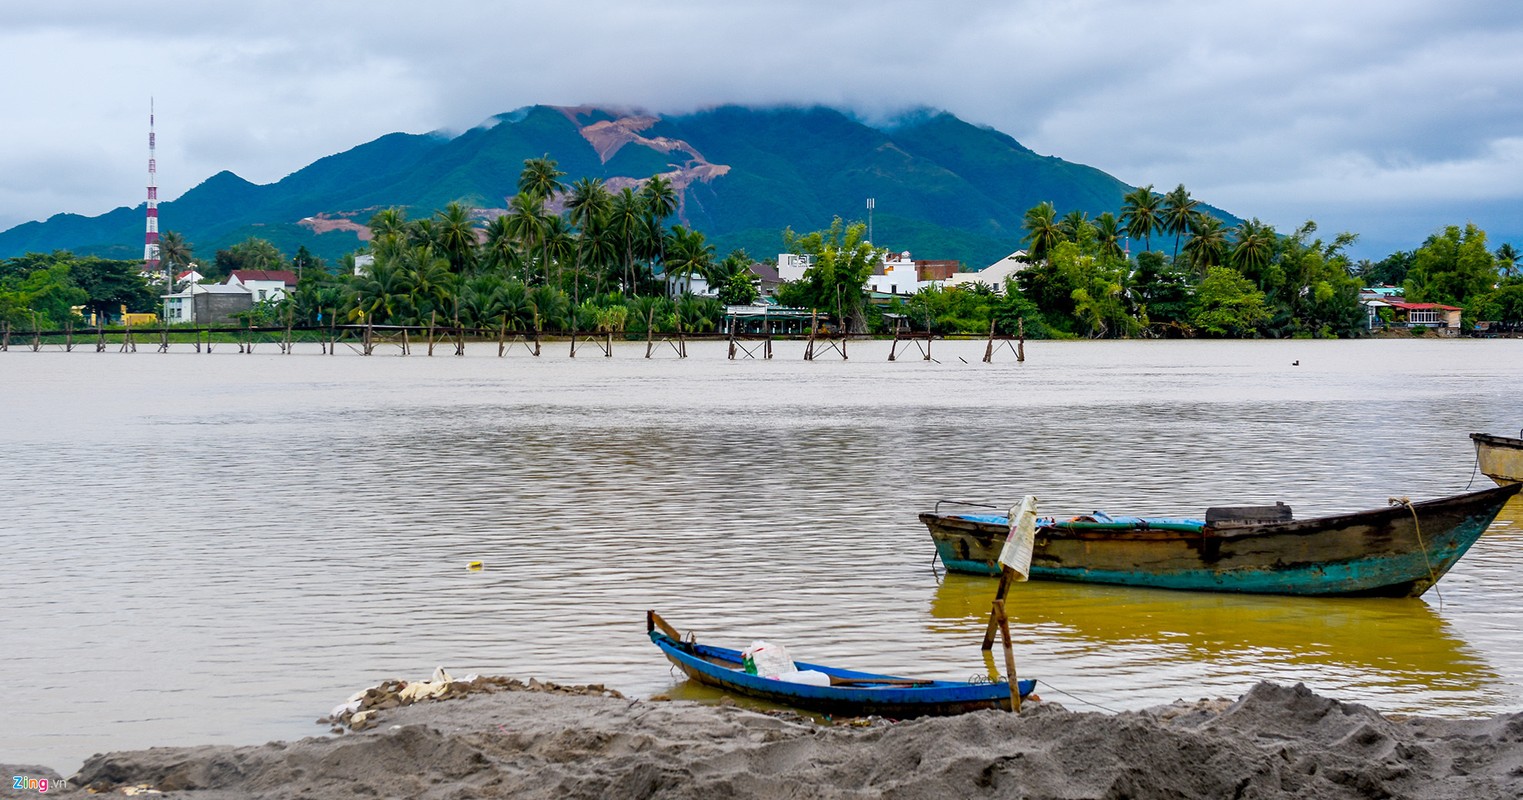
top-left (1388, 301), bottom-right (1461, 311)
top-left (228, 269), bottom-right (298, 285)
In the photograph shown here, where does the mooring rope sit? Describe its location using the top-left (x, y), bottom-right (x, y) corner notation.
top-left (1034, 679), bottom-right (1122, 714)
top-left (1389, 496), bottom-right (1442, 609)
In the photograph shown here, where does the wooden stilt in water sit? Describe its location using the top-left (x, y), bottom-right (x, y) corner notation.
top-left (1017, 317), bottom-right (1025, 362)
top-left (644, 308), bottom-right (656, 358)
top-left (498, 320), bottom-right (507, 357)
top-left (993, 599), bottom-right (1021, 713)
top-left (401, 328), bottom-right (410, 356)
top-left (427, 311), bottom-right (436, 356)
top-left (364, 320), bottom-right (374, 356)
top-left (983, 319), bottom-right (996, 363)
top-left (805, 311), bottom-right (817, 360)
top-left (96, 321), bottom-right (105, 353)
top-left (605, 330), bottom-right (613, 358)
top-left (2, 321), bottom-right (10, 352)
top-left (65, 322), bottom-right (74, 352)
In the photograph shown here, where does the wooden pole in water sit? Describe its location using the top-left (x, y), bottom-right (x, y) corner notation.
top-left (993, 598), bottom-right (1021, 713)
top-left (983, 318), bottom-right (996, 363)
top-left (805, 311), bottom-right (817, 360)
top-left (645, 307), bottom-right (656, 358)
top-left (1017, 317), bottom-right (1025, 362)
top-left (65, 321), bottom-right (74, 352)
top-left (498, 320), bottom-right (506, 357)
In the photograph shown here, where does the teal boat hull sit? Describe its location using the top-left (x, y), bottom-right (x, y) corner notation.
top-left (923, 484), bottom-right (1521, 597)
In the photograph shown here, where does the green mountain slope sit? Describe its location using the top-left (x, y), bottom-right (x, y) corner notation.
top-left (0, 104), bottom-right (1237, 270)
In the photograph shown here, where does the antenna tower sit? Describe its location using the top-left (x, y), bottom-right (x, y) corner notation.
top-left (144, 100), bottom-right (164, 312)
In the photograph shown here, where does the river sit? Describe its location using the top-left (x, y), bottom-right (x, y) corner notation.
top-left (3, 337), bottom-right (1520, 772)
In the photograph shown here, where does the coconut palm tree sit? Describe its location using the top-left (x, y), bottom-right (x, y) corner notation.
top-left (518, 156), bottom-right (567, 284)
top-left (1497, 242), bottom-right (1518, 279)
top-left (159, 231), bottom-right (195, 278)
top-left (1120, 185), bottom-right (1162, 252)
top-left (1094, 213), bottom-right (1125, 263)
top-left (367, 208), bottom-right (408, 261)
top-left (610, 188), bottom-right (646, 295)
top-left (482, 214), bottom-right (522, 279)
top-left (1060, 210), bottom-right (1091, 243)
top-left (1183, 215), bottom-right (1229, 273)
top-left (434, 202), bottom-right (479, 274)
top-left (566, 177), bottom-right (613, 306)
top-left (1229, 218), bottom-right (1274, 277)
top-left (1161, 184), bottom-right (1199, 262)
top-left (1022, 202), bottom-right (1063, 263)
top-left (666, 225), bottom-right (715, 295)
top-left (504, 193), bottom-right (547, 284)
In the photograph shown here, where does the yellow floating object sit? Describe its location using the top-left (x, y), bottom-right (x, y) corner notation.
top-left (467, 561), bottom-right (483, 571)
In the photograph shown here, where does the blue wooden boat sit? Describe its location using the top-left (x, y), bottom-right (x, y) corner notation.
top-left (921, 483), bottom-right (1521, 597)
top-left (647, 611), bottom-right (1035, 717)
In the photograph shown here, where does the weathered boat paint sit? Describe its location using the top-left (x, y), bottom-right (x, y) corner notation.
top-left (923, 483), bottom-right (1521, 597)
top-left (647, 611), bottom-right (1035, 717)
top-left (1471, 432), bottom-right (1523, 486)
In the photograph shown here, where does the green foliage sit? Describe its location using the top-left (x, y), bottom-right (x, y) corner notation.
top-left (0, 251), bottom-right (149, 328)
top-left (1405, 224), bottom-right (1497, 306)
top-left (1191, 266), bottom-right (1270, 337)
top-left (780, 217), bottom-right (880, 332)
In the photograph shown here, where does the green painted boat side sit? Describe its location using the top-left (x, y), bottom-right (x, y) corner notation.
top-left (923, 483), bottom-right (1521, 597)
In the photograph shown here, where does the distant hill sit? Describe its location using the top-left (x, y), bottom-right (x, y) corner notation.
top-left (0, 104), bottom-right (1238, 269)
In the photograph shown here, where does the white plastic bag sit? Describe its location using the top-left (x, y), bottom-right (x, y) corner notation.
top-left (998, 495), bottom-right (1039, 580)
top-left (742, 641), bottom-right (795, 677)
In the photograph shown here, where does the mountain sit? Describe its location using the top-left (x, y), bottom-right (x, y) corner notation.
top-left (0, 104), bottom-right (1236, 269)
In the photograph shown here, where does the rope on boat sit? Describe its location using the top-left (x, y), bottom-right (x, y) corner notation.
top-left (1466, 441), bottom-right (1482, 491)
top-left (1390, 496), bottom-right (1442, 609)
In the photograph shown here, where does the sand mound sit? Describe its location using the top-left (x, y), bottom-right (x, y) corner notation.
top-left (32, 681), bottom-right (1523, 799)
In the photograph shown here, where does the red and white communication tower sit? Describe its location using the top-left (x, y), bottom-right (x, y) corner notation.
top-left (144, 100), bottom-right (162, 280)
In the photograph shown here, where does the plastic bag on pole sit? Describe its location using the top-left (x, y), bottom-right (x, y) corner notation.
top-left (998, 495), bottom-right (1038, 580)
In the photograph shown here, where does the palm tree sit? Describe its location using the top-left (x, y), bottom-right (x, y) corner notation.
top-left (610, 188), bottom-right (646, 295)
top-left (1021, 202), bottom-right (1063, 263)
top-left (159, 231), bottom-right (195, 279)
top-left (566, 177), bottom-right (612, 306)
top-left (367, 208), bottom-right (408, 261)
top-left (542, 216), bottom-right (576, 291)
top-left (1497, 242), bottom-right (1519, 279)
top-left (1229, 218), bottom-right (1274, 277)
top-left (482, 214), bottom-right (522, 279)
top-left (518, 156), bottom-right (567, 284)
top-left (1093, 213), bottom-right (1125, 263)
top-left (640, 175), bottom-right (678, 279)
top-left (1060, 210), bottom-right (1091, 243)
top-left (1160, 184), bottom-right (1199, 262)
top-left (1183, 215), bottom-right (1229, 273)
top-left (504, 193), bottom-right (547, 284)
top-left (665, 225), bottom-right (715, 295)
top-left (1120, 185), bottom-right (1161, 252)
top-left (434, 202), bottom-right (479, 274)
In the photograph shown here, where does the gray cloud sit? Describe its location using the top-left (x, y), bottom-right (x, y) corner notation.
top-left (1, 0), bottom-right (1519, 258)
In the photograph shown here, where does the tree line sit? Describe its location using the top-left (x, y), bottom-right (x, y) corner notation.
top-left (3, 165), bottom-right (1520, 338)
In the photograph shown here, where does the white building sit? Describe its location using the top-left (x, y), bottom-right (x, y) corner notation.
top-left (161, 283), bottom-right (254, 324)
top-left (226, 269), bottom-right (298, 304)
top-left (865, 250), bottom-right (943, 296)
top-left (944, 250), bottom-right (1031, 293)
top-left (776, 253), bottom-right (813, 282)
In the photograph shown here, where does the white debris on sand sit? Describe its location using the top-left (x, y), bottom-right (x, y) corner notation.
top-left (20, 681), bottom-right (1523, 799)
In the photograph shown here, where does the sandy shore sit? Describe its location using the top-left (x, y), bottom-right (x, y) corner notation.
top-left (7, 680), bottom-right (1523, 799)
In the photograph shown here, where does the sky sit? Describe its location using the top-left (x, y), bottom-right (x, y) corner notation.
top-left (1, 1), bottom-right (1520, 261)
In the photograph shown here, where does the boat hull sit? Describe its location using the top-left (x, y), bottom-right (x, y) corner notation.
top-left (923, 484), bottom-right (1520, 597)
top-left (1472, 432), bottom-right (1523, 486)
top-left (648, 626), bottom-right (1034, 718)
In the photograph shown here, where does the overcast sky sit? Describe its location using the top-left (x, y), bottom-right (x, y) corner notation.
top-left (2, 1), bottom-right (1520, 259)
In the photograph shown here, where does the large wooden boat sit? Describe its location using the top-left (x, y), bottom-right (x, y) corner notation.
top-left (646, 611), bottom-right (1035, 717)
top-left (920, 484), bottom-right (1521, 597)
top-left (1471, 432), bottom-right (1523, 486)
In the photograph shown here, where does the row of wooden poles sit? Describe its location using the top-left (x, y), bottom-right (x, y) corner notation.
top-left (0, 311), bottom-right (1027, 362)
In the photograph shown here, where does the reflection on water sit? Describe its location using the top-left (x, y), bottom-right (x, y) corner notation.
top-left (3, 338), bottom-right (1523, 771)
top-left (929, 572), bottom-right (1499, 707)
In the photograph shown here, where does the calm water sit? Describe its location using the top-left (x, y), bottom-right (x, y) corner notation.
top-left (3, 338), bottom-right (1521, 772)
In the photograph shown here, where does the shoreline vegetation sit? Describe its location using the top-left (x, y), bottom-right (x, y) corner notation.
top-left (8, 679), bottom-right (1522, 798)
top-left (3, 159), bottom-right (1520, 344)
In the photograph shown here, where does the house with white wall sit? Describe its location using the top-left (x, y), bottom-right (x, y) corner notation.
top-left (226, 269), bottom-right (298, 304)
